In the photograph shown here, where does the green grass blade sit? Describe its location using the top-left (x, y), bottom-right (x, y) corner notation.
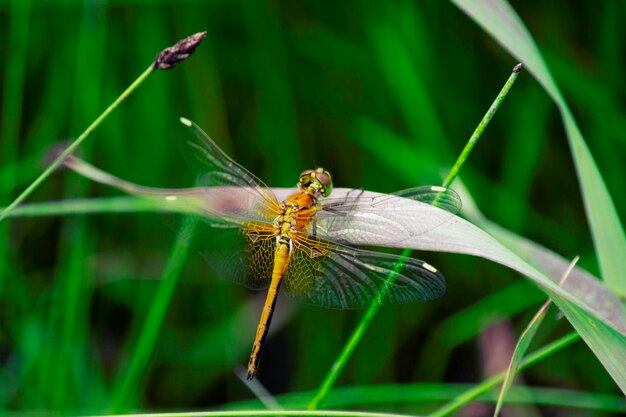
top-left (307, 66), bottom-right (521, 410)
top-left (223, 384), bottom-right (626, 413)
top-left (0, 64), bottom-right (154, 224)
top-left (22, 151), bottom-right (626, 341)
top-left (454, 171), bottom-right (626, 393)
top-left (417, 281), bottom-right (544, 380)
top-left (451, 0), bottom-right (626, 298)
top-left (0, 197), bottom-right (164, 218)
top-left (442, 64), bottom-right (521, 188)
top-left (493, 258), bottom-right (578, 417)
top-left (86, 412), bottom-right (418, 417)
top-left (427, 332), bottom-right (580, 417)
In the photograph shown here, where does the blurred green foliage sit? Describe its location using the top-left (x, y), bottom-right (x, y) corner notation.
top-left (0, 0), bottom-right (624, 416)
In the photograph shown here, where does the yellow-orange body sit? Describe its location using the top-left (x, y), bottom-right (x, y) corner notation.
top-left (246, 188), bottom-right (320, 379)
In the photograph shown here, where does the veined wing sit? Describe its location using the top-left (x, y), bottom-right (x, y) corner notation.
top-left (179, 117), bottom-right (282, 224)
top-left (196, 221), bottom-right (276, 290)
top-left (283, 234), bottom-right (446, 309)
top-left (307, 186), bottom-right (461, 246)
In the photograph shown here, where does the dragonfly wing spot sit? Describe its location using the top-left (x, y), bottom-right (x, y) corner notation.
top-left (422, 262), bottom-right (438, 273)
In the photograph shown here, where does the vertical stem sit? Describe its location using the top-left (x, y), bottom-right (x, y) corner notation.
top-left (427, 331), bottom-right (579, 417)
top-left (0, 64), bottom-right (154, 223)
top-left (442, 64), bottom-right (522, 188)
top-left (307, 64), bottom-right (522, 410)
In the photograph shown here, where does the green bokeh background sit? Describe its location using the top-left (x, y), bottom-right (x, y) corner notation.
top-left (0, 0), bottom-right (624, 415)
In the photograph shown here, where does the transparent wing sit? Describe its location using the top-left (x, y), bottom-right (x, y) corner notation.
top-left (194, 219), bottom-right (277, 290)
top-left (179, 117), bottom-right (282, 224)
top-left (308, 186), bottom-right (461, 246)
top-left (393, 186), bottom-right (462, 214)
top-left (282, 234), bottom-right (446, 309)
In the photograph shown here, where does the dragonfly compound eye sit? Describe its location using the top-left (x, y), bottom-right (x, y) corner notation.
top-left (314, 168), bottom-right (333, 197)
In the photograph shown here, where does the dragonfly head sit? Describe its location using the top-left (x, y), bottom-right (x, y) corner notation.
top-left (299, 167), bottom-right (333, 197)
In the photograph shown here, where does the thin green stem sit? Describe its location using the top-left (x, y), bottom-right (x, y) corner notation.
top-left (307, 260), bottom-right (407, 410)
top-left (95, 411), bottom-right (414, 417)
top-left (0, 197), bottom-right (165, 218)
top-left (442, 64), bottom-right (522, 188)
top-left (427, 331), bottom-right (580, 417)
top-left (308, 64), bottom-right (522, 410)
top-left (0, 64), bottom-right (154, 223)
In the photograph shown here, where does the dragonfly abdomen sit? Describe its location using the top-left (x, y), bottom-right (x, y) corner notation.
top-left (246, 240), bottom-right (291, 380)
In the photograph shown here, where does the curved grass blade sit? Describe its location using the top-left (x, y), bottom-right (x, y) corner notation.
top-left (308, 64), bottom-right (522, 410)
top-left (428, 332), bottom-right (580, 417)
top-left (455, 181), bottom-right (626, 393)
top-left (220, 384), bottom-right (626, 414)
top-left (493, 257), bottom-right (578, 417)
top-left (4, 155), bottom-right (626, 393)
top-left (0, 32), bottom-right (207, 224)
top-left (451, 0), bottom-right (626, 299)
top-left (17, 150), bottom-right (626, 339)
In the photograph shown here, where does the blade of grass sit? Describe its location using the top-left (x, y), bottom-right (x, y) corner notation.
top-left (446, 0), bottom-right (626, 384)
top-left (28, 149), bottom-right (626, 337)
top-left (235, 366), bottom-right (284, 411)
top-left (109, 217), bottom-right (197, 412)
top-left (416, 281), bottom-right (545, 380)
top-left (451, 0), bottom-right (626, 300)
top-left (0, 64), bottom-right (153, 223)
top-left (91, 411), bottom-right (417, 417)
top-left (307, 64), bottom-right (522, 410)
top-left (0, 32), bottom-right (207, 224)
top-left (456, 180), bottom-right (626, 332)
top-left (493, 257), bottom-right (578, 417)
top-left (222, 384), bottom-right (626, 413)
top-left (427, 331), bottom-right (580, 417)
top-left (0, 197), bottom-right (165, 218)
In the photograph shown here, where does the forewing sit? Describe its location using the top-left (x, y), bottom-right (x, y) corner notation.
top-left (282, 235), bottom-right (446, 309)
top-left (310, 186), bottom-right (461, 246)
top-left (195, 220), bottom-right (276, 290)
top-left (180, 118), bottom-right (282, 224)
top-left (393, 186), bottom-right (462, 214)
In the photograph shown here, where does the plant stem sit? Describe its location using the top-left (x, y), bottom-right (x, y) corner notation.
top-left (442, 63), bottom-right (522, 188)
top-left (427, 331), bottom-right (580, 417)
top-left (307, 64), bottom-right (522, 410)
top-left (97, 410), bottom-right (414, 417)
top-left (0, 64), bottom-right (154, 223)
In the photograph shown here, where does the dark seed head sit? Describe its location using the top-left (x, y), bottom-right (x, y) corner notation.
top-left (153, 31), bottom-right (207, 70)
top-left (513, 63), bottom-right (523, 73)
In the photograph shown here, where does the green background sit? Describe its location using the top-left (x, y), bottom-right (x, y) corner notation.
top-left (0, 0), bottom-right (624, 415)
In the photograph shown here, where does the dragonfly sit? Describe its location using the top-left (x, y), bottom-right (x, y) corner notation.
top-left (178, 117), bottom-right (461, 380)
